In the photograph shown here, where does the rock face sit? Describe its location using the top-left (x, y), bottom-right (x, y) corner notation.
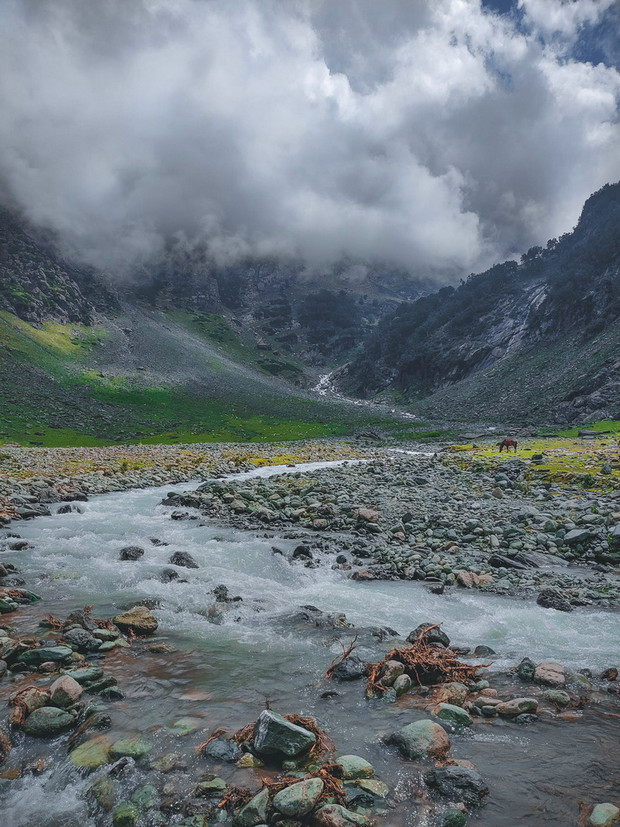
top-left (534, 661), bottom-right (566, 687)
top-left (388, 719), bottom-right (451, 760)
top-left (50, 675), bottom-right (83, 707)
top-left (424, 766), bottom-right (489, 807)
top-left (273, 778), bottom-right (324, 817)
top-left (113, 605), bottom-right (158, 635)
top-left (23, 706), bottom-right (74, 737)
top-left (253, 711), bottom-right (316, 759)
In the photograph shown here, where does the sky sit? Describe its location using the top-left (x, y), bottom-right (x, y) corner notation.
top-left (0, 0), bottom-right (618, 280)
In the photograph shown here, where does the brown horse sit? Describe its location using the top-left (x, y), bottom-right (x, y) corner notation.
top-left (498, 438), bottom-right (518, 452)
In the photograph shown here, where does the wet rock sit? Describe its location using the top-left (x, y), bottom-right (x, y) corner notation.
top-left (131, 784), bottom-right (160, 810)
top-left (91, 777), bottom-right (119, 811)
top-left (424, 766), bottom-right (489, 807)
top-left (388, 719), bottom-right (450, 760)
top-left (393, 674), bottom-right (412, 696)
top-left (109, 736), bottom-right (151, 760)
top-left (407, 623), bottom-right (450, 647)
top-left (234, 787), bottom-right (269, 827)
top-left (536, 589), bottom-right (573, 612)
top-left (11, 686), bottom-right (50, 715)
top-left (443, 810), bottom-right (467, 827)
top-left (457, 571), bottom-right (480, 588)
top-left (63, 628), bottom-right (101, 652)
top-left (50, 675), bottom-right (83, 707)
top-left (433, 703), bottom-right (472, 728)
top-left (378, 660), bottom-right (405, 687)
top-left (65, 665), bottom-right (104, 685)
top-left (194, 777), bottom-right (228, 797)
top-left (544, 689), bottom-right (571, 707)
top-left (159, 568), bottom-right (180, 583)
top-left (517, 657), bottom-right (536, 682)
top-left (253, 711), bottom-right (316, 758)
top-left (119, 546), bottom-right (145, 561)
top-left (112, 802), bottom-right (138, 827)
top-left (201, 737), bottom-right (241, 763)
top-left (335, 755), bottom-right (374, 779)
top-left (69, 735), bottom-right (112, 769)
top-left (434, 683), bottom-right (468, 706)
top-left (600, 668), bottom-right (618, 681)
top-left (589, 803), bottom-right (620, 826)
top-left (495, 698), bottom-right (538, 717)
top-left (473, 645), bottom-right (496, 657)
top-left (534, 661), bottom-right (566, 687)
top-left (312, 803), bottom-right (370, 826)
top-left (18, 645), bottom-right (73, 665)
top-left (273, 778), bottom-right (324, 817)
top-left (169, 551), bottom-right (199, 569)
top-left (65, 609), bottom-right (99, 632)
top-left (331, 655), bottom-right (367, 682)
top-left (23, 706), bottom-right (74, 737)
top-left (114, 605), bottom-right (158, 635)
top-left (292, 544), bottom-right (312, 559)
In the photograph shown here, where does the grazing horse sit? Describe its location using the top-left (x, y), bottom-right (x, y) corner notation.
top-left (498, 438), bottom-right (518, 453)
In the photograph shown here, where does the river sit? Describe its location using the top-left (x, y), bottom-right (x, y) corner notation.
top-left (0, 463), bottom-right (619, 825)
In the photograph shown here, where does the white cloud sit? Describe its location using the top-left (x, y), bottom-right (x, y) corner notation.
top-left (0, 0), bottom-right (617, 279)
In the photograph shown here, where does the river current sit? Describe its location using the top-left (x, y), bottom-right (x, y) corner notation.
top-left (0, 462), bottom-right (619, 825)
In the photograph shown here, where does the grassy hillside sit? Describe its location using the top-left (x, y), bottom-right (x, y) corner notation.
top-left (0, 308), bottom-right (405, 446)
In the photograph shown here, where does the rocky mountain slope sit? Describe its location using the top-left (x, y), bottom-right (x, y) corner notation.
top-left (344, 182), bottom-right (620, 424)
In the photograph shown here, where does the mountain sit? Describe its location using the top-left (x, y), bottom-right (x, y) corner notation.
top-left (0, 210), bottom-right (411, 446)
top-left (344, 183), bottom-right (620, 424)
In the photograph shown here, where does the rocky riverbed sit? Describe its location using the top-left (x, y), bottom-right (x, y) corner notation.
top-left (163, 444), bottom-right (620, 609)
top-left (0, 437), bottom-right (618, 826)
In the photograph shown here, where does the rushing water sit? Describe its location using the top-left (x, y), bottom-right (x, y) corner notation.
top-left (1, 463), bottom-right (619, 826)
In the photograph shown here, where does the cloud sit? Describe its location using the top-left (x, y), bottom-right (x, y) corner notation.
top-left (0, 0), bottom-right (618, 279)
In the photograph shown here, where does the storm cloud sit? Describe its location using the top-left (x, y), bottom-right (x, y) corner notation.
top-left (0, 0), bottom-right (618, 277)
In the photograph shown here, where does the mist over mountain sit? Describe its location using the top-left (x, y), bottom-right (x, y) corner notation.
top-left (0, 0), bottom-right (619, 284)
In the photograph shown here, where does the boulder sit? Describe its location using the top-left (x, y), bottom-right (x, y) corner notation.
top-left (495, 697), bottom-right (538, 717)
top-left (335, 755), bottom-right (374, 779)
top-left (534, 661), bottom-right (566, 687)
top-left (331, 655), bottom-right (367, 681)
top-left (112, 803), bottom-right (138, 827)
top-left (388, 719), bottom-right (450, 760)
top-left (11, 686), bottom-right (49, 715)
top-left (18, 646), bottom-right (73, 665)
top-left (273, 778), bottom-right (324, 817)
top-left (50, 675), bottom-right (83, 707)
top-left (65, 665), bottom-right (104, 685)
top-left (71, 736), bottom-right (112, 769)
top-left (393, 674), bottom-right (412, 696)
top-left (433, 703), bottom-right (472, 728)
top-left (379, 660), bottom-right (405, 687)
top-left (109, 736), bottom-right (151, 760)
top-left (564, 529), bottom-right (591, 546)
top-left (407, 623), bottom-right (450, 647)
top-left (113, 606), bottom-right (158, 635)
top-left (23, 706), bottom-right (74, 737)
top-left (457, 571), bottom-right (480, 588)
top-left (63, 628), bottom-right (101, 652)
top-left (253, 711), bottom-right (316, 758)
top-left (544, 689), bottom-right (571, 707)
top-left (201, 737), bottom-right (241, 763)
top-left (119, 546), bottom-right (145, 561)
top-left (434, 682), bottom-right (468, 706)
top-left (517, 657), bottom-right (536, 682)
top-left (424, 766), bottom-right (489, 807)
top-left (589, 803), bottom-right (620, 827)
top-left (537, 589), bottom-right (573, 612)
top-left (169, 551), bottom-right (199, 569)
top-left (234, 788), bottom-right (269, 827)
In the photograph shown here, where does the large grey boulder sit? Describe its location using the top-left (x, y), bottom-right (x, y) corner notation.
top-left (253, 710), bottom-right (316, 758)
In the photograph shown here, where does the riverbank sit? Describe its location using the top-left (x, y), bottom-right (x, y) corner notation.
top-left (0, 440), bottom-right (378, 525)
top-left (164, 439), bottom-right (620, 609)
